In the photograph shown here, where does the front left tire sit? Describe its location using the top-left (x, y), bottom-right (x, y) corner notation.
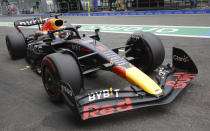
top-left (41, 53), bottom-right (83, 102)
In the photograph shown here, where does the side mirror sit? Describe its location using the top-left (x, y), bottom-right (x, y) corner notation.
top-left (76, 25), bottom-right (81, 30)
top-left (95, 28), bottom-right (100, 35)
top-left (43, 38), bottom-right (52, 46)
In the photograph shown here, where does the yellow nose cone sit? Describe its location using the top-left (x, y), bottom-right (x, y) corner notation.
top-left (125, 67), bottom-right (163, 95)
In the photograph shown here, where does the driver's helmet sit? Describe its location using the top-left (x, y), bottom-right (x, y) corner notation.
top-left (58, 30), bottom-right (70, 39)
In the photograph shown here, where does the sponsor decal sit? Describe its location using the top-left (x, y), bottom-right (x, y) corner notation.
top-left (96, 46), bottom-right (106, 51)
top-left (173, 55), bottom-right (190, 63)
top-left (61, 84), bottom-right (73, 96)
top-left (88, 88), bottom-right (120, 101)
top-left (71, 44), bottom-right (81, 51)
top-left (166, 72), bottom-right (196, 89)
top-left (83, 97), bottom-right (133, 120)
top-left (18, 18), bottom-right (49, 26)
top-left (83, 39), bottom-right (94, 43)
top-left (130, 34), bottom-right (141, 40)
top-left (19, 20), bottom-right (38, 26)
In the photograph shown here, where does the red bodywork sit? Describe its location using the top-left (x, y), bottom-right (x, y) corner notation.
top-left (41, 19), bottom-right (63, 31)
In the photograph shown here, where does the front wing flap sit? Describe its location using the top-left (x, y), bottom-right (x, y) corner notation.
top-left (61, 47), bottom-right (198, 120)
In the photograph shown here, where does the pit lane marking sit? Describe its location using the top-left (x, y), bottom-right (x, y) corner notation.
top-left (1, 22), bottom-right (210, 38)
top-left (77, 24), bottom-right (210, 38)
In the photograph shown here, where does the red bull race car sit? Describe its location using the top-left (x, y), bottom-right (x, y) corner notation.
top-left (5, 14), bottom-right (198, 120)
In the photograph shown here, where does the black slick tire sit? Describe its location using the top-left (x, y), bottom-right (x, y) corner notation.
top-left (5, 33), bottom-right (26, 59)
top-left (41, 52), bottom-right (83, 102)
top-left (126, 31), bottom-right (165, 72)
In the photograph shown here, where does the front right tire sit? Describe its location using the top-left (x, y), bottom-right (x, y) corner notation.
top-left (126, 31), bottom-right (165, 73)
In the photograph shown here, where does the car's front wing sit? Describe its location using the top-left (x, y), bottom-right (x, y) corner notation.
top-left (61, 47), bottom-right (198, 120)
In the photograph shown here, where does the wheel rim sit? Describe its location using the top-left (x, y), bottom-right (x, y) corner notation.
top-left (43, 67), bottom-right (59, 96)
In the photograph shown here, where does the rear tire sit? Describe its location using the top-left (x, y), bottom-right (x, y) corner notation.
top-left (126, 31), bottom-right (165, 72)
top-left (5, 33), bottom-right (26, 59)
top-left (41, 53), bottom-right (83, 102)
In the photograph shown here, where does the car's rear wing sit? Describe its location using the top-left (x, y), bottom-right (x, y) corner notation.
top-left (14, 17), bottom-right (50, 35)
top-left (14, 14), bottom-right (62, 27)
top-left (14, 17), bottom-right (49, 27)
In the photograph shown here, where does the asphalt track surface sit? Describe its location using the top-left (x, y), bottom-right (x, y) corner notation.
top-left (0, 15), bottom-right (210, 131)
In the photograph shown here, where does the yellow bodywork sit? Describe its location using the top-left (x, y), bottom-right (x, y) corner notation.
top-left (125, 66), bottom-right (163, 95)
top-left (51, 18), bottom-right (63, 30)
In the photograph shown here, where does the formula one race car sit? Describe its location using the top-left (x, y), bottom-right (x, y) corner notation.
top-left (5, 15), bottom-right (198, 120)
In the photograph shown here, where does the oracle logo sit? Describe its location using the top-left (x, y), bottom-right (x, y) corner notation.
top-left (173, 55), bottom-right (189, 63)
top-left (82, 98), bottom-right (133, 120)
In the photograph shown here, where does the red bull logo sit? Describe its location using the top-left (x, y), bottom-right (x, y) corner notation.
top-left (82, 97), bottom-right (133, 120)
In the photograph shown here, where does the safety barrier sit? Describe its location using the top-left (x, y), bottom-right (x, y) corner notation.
top-left (0, 9), bottom-right (210, 17)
